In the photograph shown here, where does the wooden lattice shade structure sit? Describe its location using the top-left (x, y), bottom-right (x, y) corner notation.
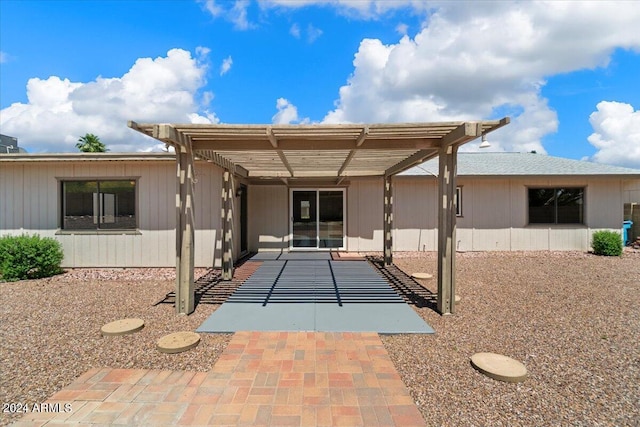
top-left (129, 118), bottom-right (509, 315)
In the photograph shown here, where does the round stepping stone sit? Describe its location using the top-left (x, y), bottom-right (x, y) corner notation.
top-left (411, 272), bottom-right (433, 280)
top-left (101, 318), bottom-right (144, 336)
top-left (157, 331), bottom-right (201, 354)
top-left (470, 352), bottom-right (527, 383)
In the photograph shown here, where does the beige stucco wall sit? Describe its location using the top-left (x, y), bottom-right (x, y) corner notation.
top-left (0, 160), bottom-right (227, 267)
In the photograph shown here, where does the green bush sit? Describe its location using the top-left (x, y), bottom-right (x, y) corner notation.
top-left (0, 234), bottom-right (64, 281)
top-left (591, 230), bottom-right (623, 257)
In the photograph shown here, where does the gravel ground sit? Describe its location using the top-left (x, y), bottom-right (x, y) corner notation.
top-left (0, 268), bottom-right (230, 426)
top-left (1, 252), bottom-right (639, 426)
top-left (383, 250), bottom-right (640, 426)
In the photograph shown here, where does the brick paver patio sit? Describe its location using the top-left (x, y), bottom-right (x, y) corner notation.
top-left (14, 331), bottom-right (426, 426)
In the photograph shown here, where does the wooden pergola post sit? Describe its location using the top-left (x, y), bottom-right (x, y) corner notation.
top-left (175, 144), bottom-right (195, 315)
top-left (437, 144), bottom-right (458, 315)
top-left (383, 176), bottom-right (393, 267)
top-left (222, 169), bottom-right (235, 280)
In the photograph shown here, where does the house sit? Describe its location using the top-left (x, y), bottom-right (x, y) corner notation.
top-left (2, 120), bottom-right (639, 315)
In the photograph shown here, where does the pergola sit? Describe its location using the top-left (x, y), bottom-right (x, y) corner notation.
top-left (129, 118), bottom-right (509, 316)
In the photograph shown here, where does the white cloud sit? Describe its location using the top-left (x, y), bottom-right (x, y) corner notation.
top-left (0, 51), bottom-right (8, 63)
top-left (0, 49), bottom-right (218, 153)
top-left (289, 22), bottom-right (322, 43)
top-left (588, 101), bottom-right (640, 168)
top-left (290, 23), bottom-right (301, 38)
top-left (307, 23), bottom-right (323, 43)
top-left (272, 98), bottom-right (309, 124)
top-left (201, 0), bottom-right (223, 17)
top-left (230, 0), bottom-right (253, 30)
top-left (195, 46), bottom-right (211, 60)
top-left (220, 56), bottom-right (233, 75)
top-left (323, 2), bottom-right (640, 155)
top-left (260, 0), bottom-right (429, 19)
top-left (202, 0), bottom-right (255, 30)
top-left (395, 23), bottom-right (408, 36)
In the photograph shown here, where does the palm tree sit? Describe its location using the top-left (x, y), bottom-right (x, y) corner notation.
top-left (76, 133), bottom-right (108, 152)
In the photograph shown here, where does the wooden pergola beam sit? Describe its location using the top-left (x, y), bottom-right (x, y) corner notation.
top-left (384, 149), bottom-right (438, 177)
top-left (268, 127), bottom-right (295, 177)
top-left (336, 127), bottom-right (369, 182)
top-left (441, 122), bottom-right (481, 147)
top-left (187, 138), bottom-right (441, 151)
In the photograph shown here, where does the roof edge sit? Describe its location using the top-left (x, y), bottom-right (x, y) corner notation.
top-left (0, 152), bottom-right (176, 162)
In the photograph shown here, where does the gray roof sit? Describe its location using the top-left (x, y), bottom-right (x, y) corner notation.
top-left (401, 152), bottom-right (640, 177)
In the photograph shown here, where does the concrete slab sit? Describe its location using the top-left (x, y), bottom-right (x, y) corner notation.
top-left (197, 259), bottom-right (434, 334)
top-left (315, 303), bottom-right (435, 333)
top-left (197, 303), bottom-right (316, 332)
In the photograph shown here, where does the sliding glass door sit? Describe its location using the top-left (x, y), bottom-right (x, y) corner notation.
top-left (291, 189), bottom-right (345, 249)
top-left (291, 190), bottom-right (317, 248)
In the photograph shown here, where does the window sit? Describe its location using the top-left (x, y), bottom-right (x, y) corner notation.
top-left (62, 180), bottom-right (136, 230)
top-left (455, 186), bottom-right (462, 217)
top-left (528, 187), bottom-right (584, 224)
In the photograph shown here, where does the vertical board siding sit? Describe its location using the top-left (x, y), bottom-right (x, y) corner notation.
top-left (623, 179), bottom-right (640, 242)
top-left (623, 180), bottom-right (640, 203)
top-left (586, 180), bottom-right (623, 228)
top-left (391, 176), bottom-right (635, 252)
top-left (192, 164), bottom-right (223, 268)
top-left (346, 178), bottom-right (383, 251)
top-left (248, 185), bottom-right (288, 251)
top-left (469, 179), bottom-right (512, 251)
top-left (393, 177), bottom-right (437, 251)
top-left (0, 161), bottom-right (223, 267)
top-left (4, 160), bottom-right (640, 265)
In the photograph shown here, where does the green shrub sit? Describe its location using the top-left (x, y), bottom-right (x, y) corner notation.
top-left (0, 234), bottom-right (64, 281)
top-left (591, 230), bottom-right (623, 257)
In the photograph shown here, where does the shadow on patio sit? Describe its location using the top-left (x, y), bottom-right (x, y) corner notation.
top-left (367, 256), bottom-right (438, 311)
top-left (153, 255), bottom-right (261, 307)
top-left (154, 253), bottom-right (438, 314)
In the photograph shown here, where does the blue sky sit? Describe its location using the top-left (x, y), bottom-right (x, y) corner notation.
top-left (1, 0), bottom-right (639, 168)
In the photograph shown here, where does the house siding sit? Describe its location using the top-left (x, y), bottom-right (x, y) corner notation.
top-left (0, 160), bottom-right (227, 267)
top-left (623, 180), bottom-right (640, 242)
top-left (248, 185), bottom-right (289, 251)
top-left (346, 178), bottom-right (383, 252)
top-left (3, 158), bottom-right (640, 268)
top-left (392, 176), bottom-right (628, 252)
